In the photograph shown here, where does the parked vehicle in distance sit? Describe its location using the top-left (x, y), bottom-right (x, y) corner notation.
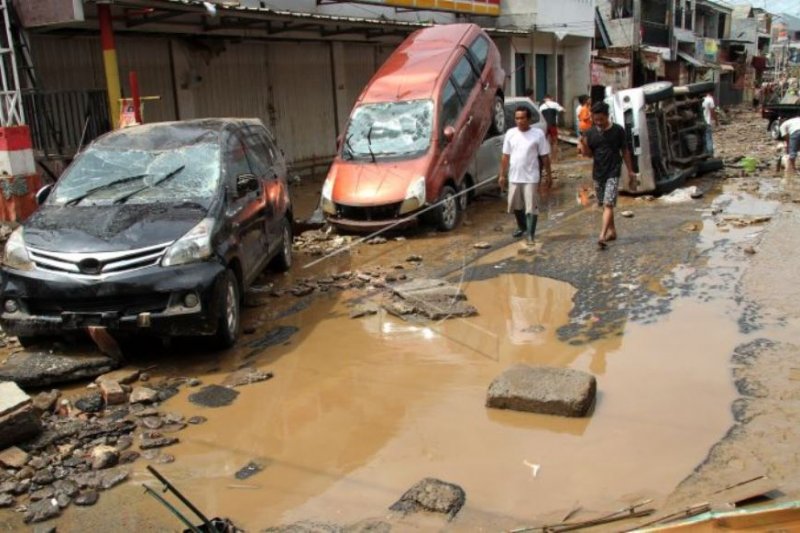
top-left (322, 23), bottom-right (505, 232)
top-left (606, 81), bottom-right (723, 194)
top-left (0, 119), bottom-right (293, 349)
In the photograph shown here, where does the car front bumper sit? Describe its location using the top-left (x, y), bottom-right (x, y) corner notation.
top-left (0, 261), bottom-right (227, 338)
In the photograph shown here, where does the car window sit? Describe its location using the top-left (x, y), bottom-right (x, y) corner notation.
top-left (441, 80), bottom-right (462, 128)
top-left (452, 55), bottom-right (478, 100)
top-left (468, 36), bottom-right (490, 73)
top-left (224, 132), bottom-right (254, 180)
top-left (240, 125), bottom-right (274, 176)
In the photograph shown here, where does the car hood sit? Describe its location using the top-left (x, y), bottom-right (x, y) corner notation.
top-left (329, 158), bottom-right (429, 206)
top-left (23, 204), bottom-right (208, 253)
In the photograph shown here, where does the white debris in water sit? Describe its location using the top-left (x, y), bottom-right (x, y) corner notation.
top-left (660, 186), bottom-right (700, 203)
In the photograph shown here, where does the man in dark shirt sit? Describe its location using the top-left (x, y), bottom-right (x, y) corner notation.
top-left (579, 102), bottom-right (638, 248)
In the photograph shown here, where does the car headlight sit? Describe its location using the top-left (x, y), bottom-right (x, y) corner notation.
top-left (321, 176), bottom-right (335, 215)
top-left (2, 227), bottom-right (33, 271)
top-left (162, 218), bottom-right (214, 267)
top-left (399, 176), bottom-right (426, 214)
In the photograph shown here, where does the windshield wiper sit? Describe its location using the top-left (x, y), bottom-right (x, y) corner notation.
top-left (366, 125), bottom-right (376, 163)
top-left (343, 134), bottom-right (355, 160)
top-left (64, 173), bottom-right (148, 206)
top-left (111, 165), bottom-right (186, 205)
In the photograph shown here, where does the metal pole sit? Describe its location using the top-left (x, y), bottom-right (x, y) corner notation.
top-left (143, 484), bottom-right (203, 533)
top-left (146, 465), bottom-right (216, 532)
top-left (98, 3), bottom-right (121, 128)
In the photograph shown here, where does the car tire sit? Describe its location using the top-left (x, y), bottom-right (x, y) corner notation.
top-left (434, 185), bottom-right (461, 232)
top-left (769, 120), bottom-right (782, 140)
top-left (16, 335), bottom-right (44, 348)
top-left (642, 81), bottom-right (674, 103)
top-left (214, 270), bottom-right (241, 349)
top-left (696, 158), bottom-right (724, 174)
top-left (685, 81), bottom-right (716, 95)
top-left (489, 95), bottom-right (506, 135)
top-left (270, 217), bottom-right (293, 272)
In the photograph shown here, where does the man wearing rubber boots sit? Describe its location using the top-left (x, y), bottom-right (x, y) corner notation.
top-left (499, 106), bottom-right (552, 244)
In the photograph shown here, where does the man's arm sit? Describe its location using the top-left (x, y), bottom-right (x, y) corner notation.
top-left (499, 154), bottom-right (510, 191)
top-left (622, 147), bottom-right (639, 187)
top-left (540, 154), bottom-right (552, 188)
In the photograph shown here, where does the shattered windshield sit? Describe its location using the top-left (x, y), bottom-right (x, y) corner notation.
top-left (50, 143), bottom-right (220, 206)
top-left (343, 99), bottom-right (433, 160)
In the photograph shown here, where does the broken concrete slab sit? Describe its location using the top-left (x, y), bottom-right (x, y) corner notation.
top-left (129, 387), bottom-right (159, 404)
top-left (99, 380), bottom-right (127, 406)
top-left (0, 352), bottom-right (118, 388)
top-left (386, 278), bottom-right (477, 321)
top-left (389, 477), bottom-right (465, 520)
top-left (95, 368), bottom-right (140, 386)
top-left (486, 365), bottom-right (596, 417)
top-left (222, 368), bottom-right (274, 388)
top-left (0, 382), bottom-right (41, 449)
top-left (392, 278), bottom-right (464, 301)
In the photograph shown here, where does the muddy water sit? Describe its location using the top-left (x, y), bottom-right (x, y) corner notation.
top-left (53, 271), bottom-right (739, 531)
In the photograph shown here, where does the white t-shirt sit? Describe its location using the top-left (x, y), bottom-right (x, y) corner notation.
top-left (780, 117), bottom-right (800, 137)
top-left (540, 99), bottom-right (564, 113)
top-left (502, 127), bottom-right (551, 184)
top-left (702, 95), bottom-right (715, 125)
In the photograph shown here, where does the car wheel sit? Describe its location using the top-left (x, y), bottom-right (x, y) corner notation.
top-left (696, 158), bottom-right (724, 174)
top-left (642, 81), bottom-right (674, 103)
top-left (769, 120), bottom-right (782, 140)
top-left (434, 185), bottom-right (461, 232)
top-left (214, 270), bottom-right (241, 349)
top-left (270, 217), bottom-right (293, 272)
top-left (16, 335), bottom-right (45, 348)
top-left (489, 95), bottom-right (506, 135)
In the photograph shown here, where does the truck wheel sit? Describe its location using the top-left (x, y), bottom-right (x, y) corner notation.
top-left (214, 270), bottom-right (241, 349)
top-left (685, 81), bottom-right (716, 95)
top-left (769, 120), bottom-right (782, 140)
top-left (434, 185), bottom-right (461, 231)
top-left (270, 217), bottom-right (293, 272)
top-left (642, 81), bottom-right (674, 103)
top-left (489, 95), bottom-right (506, 135)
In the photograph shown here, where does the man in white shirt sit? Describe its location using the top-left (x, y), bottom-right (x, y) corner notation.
top-left (702, 92), bottom-right (718, 154)
top-left (498, 106), bottom-right (552, 244)
top-left (780, 116), bottom-right (800, 175)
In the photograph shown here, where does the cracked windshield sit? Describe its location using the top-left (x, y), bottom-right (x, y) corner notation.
top-left (2, 0), bottom-right (800, 532)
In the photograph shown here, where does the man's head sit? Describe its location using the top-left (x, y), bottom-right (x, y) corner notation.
top-left (544, 94), bottom-right (552, 100)
top-left (514, 106), bottom-right (532, 131)
top-left (523, 88), bottom-right (534, 99)
top-left (591, 101), bottom-right (611, 129)
top-left (578, 95), bottom-right (588, 106)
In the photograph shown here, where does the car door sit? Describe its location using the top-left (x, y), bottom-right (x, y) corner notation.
top-left (241, 124), bottom-right (282, 255)
top-left (223, 129), bottom-right (266, 283)
top-left (466, 34), bottom-right (494, 134)
top-left (448, 53), bottom-right (483, 180)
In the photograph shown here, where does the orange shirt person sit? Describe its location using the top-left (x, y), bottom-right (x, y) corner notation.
top-left (578, 97), bottom-right (593, 134)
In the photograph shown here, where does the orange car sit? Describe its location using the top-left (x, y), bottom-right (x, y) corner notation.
top-left (322, 23), bottom-right (505, 232)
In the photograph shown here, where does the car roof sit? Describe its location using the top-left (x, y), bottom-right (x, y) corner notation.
top-left (359, 23), bottom-right (478, 104)
top-left (504, 97), bottom-right (541, 109)
top-left (90, 118), bottom-right (268, 151)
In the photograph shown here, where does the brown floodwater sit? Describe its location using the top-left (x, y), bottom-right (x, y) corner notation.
top-left (50, 184), bottom-right (789, 532)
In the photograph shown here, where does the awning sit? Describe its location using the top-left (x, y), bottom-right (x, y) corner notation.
top-left (677, 51), bottom-right (714, 69)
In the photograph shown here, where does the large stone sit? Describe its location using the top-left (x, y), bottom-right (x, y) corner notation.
top-left (31, 390), bottom-right (60, 414)
top-left (129, 387), bottom-right (159, 404)
top-left (24, 498), bottom-right (61, 523)
top-left (0, 352), bottom-right (118, 388)
top-left (74, 490), bottom-right (99, 506)
top-left (389, 278), bottom-right (476, 320)
top-left (75, 392), bottom-right (104, 413)
top-left (95, 367), bottom-right (140, 386)
top-left (188, 385), bottom-right (239, 408)
top-left (139, 436), bottom-right (179, 450)
top-left (0, 382), bottom-right (41, 449)
top-left (222, 368), bottom-right (274, 388)
top-left (99, 467), bottom-right (129, 490)
top-left (389, 477), bottom-right (465, 519)
top-left (90, 445), bottom-right (119, 470)
top-left (0, 446), bottom-right (29, 468)
top-left (0, 493), bottom-right (14, 507)
top-left (485, 365), bottom-right (596, 417)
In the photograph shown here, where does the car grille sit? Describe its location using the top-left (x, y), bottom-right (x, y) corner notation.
top-left (335, 202), bottom-right (402, 221)
top-left (27, 242), bottom-right (173, 278)
top-left (26, 294), bottom-right (170, 316)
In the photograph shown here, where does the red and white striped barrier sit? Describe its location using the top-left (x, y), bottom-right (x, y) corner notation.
top-left (0, 125), bottom-right (41, 222)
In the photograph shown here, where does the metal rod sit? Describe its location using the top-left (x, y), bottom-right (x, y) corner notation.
top-left (146, 465), bottom-right (216, 532)
top-left (143, 483), bottom-right (203, 533)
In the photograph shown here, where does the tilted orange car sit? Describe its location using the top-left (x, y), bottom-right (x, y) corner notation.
top-left (321, 23), bottom-right (505, 232)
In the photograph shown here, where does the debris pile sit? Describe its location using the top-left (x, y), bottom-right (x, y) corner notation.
top-left (292, 228), bottom-right (353, 257)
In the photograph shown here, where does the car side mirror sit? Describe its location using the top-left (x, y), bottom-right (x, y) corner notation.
top-left (35, 185), bottom-right (52, 205)
top-left (236, 174), bottom-right (258, 197)
top-left (443, 126), bottom-right (456, 143)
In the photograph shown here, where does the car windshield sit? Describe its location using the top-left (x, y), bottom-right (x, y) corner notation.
top-left (343, 99), bottom-right (433, 160)
top-left (50, 143), bottom-right (220, 206)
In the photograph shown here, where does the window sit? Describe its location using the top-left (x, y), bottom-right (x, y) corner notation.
top-left (451, 55), bottom-right (478, 101)
top-left (441, 80), bottom-right (462, 129)
top-left (611, 0), bottom-right (632, 19)
top-left (675, 0), bottom-right (684, 28)
top-left (468, 36), bottom-right (490, 73)
top-left (224, 132), bottom-right (253, 180)
top-left (240, 125), bottom-right (274, 176)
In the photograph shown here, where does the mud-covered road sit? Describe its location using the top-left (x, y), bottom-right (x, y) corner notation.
top-left (2, 110), bottom-right (800, 532)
